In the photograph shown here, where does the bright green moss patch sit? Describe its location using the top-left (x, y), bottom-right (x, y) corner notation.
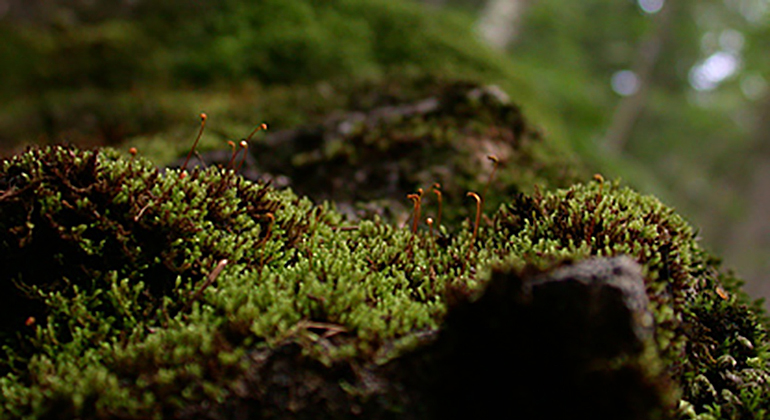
top-left (0, 145), bottom-right (480, 418)
top-left (0, 146), bottom-right (767, 418)
top-left (0, 146), bottom-right (308, 347)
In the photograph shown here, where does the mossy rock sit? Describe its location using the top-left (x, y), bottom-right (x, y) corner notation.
top-left (0, 142), bottom-right (768, 417)
top-left (176, 78), bottom-right (584, 227)
top-left (491, 182), bottom-right (770, 419)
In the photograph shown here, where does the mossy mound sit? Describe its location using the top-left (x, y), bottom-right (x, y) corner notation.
top-left (0, 145), bottom-right (477, 418)
top-left (0, 145), bottom-right (767, 419)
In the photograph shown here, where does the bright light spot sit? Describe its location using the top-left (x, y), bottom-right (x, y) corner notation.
top-left (638, 0), bottom-right (664, 14)
top-left (611, 70), bottom-right (640, 96)
top-left (719, 29), bottom-right (745, 53)
top-left (689, 52), bottom-right (740, 91)
top-left (740, 74), bottom-right (768, 100)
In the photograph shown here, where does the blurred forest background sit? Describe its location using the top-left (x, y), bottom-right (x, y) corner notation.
top-left (0, 0), bottom-right (768, 304)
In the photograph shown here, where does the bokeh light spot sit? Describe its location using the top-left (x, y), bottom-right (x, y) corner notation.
top-left (740, 74), bottom-right (768, 100)
top-left (611, 70), bottom-right (640, 96)
top-left (689, 52), bottom-right (740, 91)
top-left (638, 0), bottom-right (664, 14)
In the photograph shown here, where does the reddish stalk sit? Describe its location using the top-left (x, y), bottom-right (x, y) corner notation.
top-left (425, 216), bottom-right (436, 256)
top-left (407, 188), bottom-right (424, 234)
top-left (235, 140), bottom-right (249, 173)
top-left (245, 122), bottom-right (268, 142)
top-left (594, 173), bottom-right (605, 202)
top-left (261, 213), bottom-right (275, 243)
top-left (186, 259), bottom-right (229, 311)
top-left (227, 140), bottom-right (238, 169)
top-left (233, 123), bottom-right (267, 173)
top-left (181, 113), bottom-right (208, 177)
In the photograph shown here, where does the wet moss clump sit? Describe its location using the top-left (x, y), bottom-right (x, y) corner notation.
top-left (0, 145), bottom-right (767, 419)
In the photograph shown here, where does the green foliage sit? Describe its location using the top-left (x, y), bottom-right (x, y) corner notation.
top-left (0, 0), bottom-right (529, 154)
top-left (502, 0), bottom-right (769, 274)
top-left (0, 20), bottom-right (158, 94)
top-left (0, 145), bottom-right (309, 366)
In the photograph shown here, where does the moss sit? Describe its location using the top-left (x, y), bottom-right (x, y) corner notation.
top-left (488, 180), bottom-right (770, 419)
top-left (0, 145), bottom-right (767, 418)
top-left (0, 0), bottom-right (531, 151)
top-left (0, 146), bottom-right (302, 344)
top-left (0, 145), bottom-right (478, 418)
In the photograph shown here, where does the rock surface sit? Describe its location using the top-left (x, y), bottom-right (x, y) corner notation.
top-left (424, 256), bottom-right (672, 419)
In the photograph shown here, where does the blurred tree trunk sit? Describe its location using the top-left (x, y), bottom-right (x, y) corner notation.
top-left (727, 95), bottom-right (770, 302)
top-left (477, 0), bottom-right (530, 49)
top-left (602, 1), bottom-right (676, 154)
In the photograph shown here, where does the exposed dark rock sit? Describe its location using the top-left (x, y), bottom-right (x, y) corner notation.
top-left (422, 256), bottom-right (673, 419)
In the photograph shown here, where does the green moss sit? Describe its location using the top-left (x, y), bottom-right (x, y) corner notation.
top-left (488, 180), bottom-right (770, 419)
top-left (0, 0), bottom-right (531, 150)
top-left (0, 145), bottom-right (479, 417)
top-left (0, 146), bottom-right (767, 418)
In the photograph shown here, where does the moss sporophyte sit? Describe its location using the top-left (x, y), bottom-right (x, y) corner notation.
top-left (180, 113), bottom-right (207, 178)
top-left (177, 113), bottom-right (268, 176)
top-left (407, 188), bottom-right (423, 234)
top-left (0, 144), bottom-right (768, 419)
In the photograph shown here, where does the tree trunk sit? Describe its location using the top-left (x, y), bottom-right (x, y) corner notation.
top-left (477, 0), bottom-right (530, 50)
top-left (602, 1), bottom-right (676, 154)
top-left (726, 95), bottom-right (770, 303)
